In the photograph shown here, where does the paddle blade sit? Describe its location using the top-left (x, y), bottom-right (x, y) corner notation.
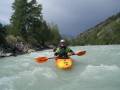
top-left (76, 51), bottom-right (86, 56)
top-left (35, 57), bottom-right (48, 63)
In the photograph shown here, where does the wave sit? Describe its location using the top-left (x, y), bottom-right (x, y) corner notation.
top-left (80, 64), bottom-right (120, 80)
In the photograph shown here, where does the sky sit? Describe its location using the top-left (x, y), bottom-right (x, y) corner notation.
top-left (0, 0), bottom-right (120, 36)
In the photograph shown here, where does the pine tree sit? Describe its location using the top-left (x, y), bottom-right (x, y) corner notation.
top-left (10, 0), bottom-right (44, 42)
top-left (50, 24), bottom-right (61, 45)
top-left (10, 0), bottom-right (61, 46)
top-left (0, 23), bottom-right (6, 45)
top-left (27, 0), bottom-right (45, 45)
top-left (11, 0), bottom-right (28, 38)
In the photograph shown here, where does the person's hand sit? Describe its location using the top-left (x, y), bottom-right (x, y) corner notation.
top-left (67, 52), bottom-right (72, 56)
top-left (55, 55), bottom-right (59, 58)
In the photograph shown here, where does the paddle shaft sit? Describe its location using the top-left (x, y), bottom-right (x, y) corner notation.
top-left (35, 50), bottom-right (86, 63)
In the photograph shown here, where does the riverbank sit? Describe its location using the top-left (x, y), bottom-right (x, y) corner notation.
top-left (0, 44), bottom-right (54, 58)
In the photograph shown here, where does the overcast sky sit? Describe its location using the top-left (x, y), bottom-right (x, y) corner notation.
top-left (0, 0), bottom-right (120, 36)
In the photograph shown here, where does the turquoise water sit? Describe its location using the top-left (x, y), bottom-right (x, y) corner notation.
top-left (0, 45), bottom-right (120, 90)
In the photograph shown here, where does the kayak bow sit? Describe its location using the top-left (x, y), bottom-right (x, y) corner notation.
top-left (55, 58), bottom-right (73, 70)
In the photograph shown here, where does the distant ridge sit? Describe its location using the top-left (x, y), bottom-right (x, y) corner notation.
top-left (75, 12), bottom-right (120, 45)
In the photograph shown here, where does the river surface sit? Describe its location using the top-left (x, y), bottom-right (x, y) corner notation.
top-left (0, 45), bottom-right (120, 90)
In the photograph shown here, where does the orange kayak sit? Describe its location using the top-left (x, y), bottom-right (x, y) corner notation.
top-left (55, 58), bottom-right (73, 70)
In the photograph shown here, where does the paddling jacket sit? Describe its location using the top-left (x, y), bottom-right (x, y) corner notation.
top-left (54, 47), bottom-right (74, 58)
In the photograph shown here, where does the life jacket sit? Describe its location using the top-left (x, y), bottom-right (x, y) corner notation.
top-left (55, 47), bottom-right (72, 58)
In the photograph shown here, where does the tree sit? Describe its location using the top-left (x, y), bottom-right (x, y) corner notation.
top-left (10, 0), bottom-right (61, 47)
top-left (0, 23), bottom-right (6, 45)
top-left (38, 21), bottom-right (51, 46)
top-left (50, 24), bottom-right (61, 46)
top-left (10, 0), bottom-right (45, 44)
top-left (10, 0), bottom-right (28, 37)
top-left (27, 0), bottom-right (43, 43)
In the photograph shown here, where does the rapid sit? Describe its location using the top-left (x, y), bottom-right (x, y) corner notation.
top-left (0, 45), bottom-right (120, 90)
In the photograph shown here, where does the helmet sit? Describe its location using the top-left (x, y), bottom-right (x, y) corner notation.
top-left (60, 39), bottom-right (65, 43)
top-left (60, 39), bottom-right (66, 47)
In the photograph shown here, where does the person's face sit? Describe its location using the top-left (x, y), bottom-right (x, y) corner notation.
top-left (60, 42), bottom-right (65, 47)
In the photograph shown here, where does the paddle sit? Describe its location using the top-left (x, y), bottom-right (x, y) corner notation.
top-left (35, 50), bottom-right (86, 63)
top-left (35, 56), bottom-right (56, 63)
top-left (75, 50), bottom-right (86, 56)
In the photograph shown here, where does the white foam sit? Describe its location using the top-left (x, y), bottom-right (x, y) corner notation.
top-left (80, 64), bottom-right (120, 80)
top-left (17, 67), bottom-right (57, 79)
top-left (30, 67), bottom-right (57, 79)
top-left (31, 50), bottom-right (54, 58)
top-left (0, 76), bottom-right (18, 90)
top-left (21, 63), bottom-right (30, 67)
top-left (0, 67), bottom-right (57, 89)
top-left (41, 68), bottom-right (57, 79)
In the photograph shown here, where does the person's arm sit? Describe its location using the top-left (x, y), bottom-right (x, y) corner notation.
top-left (54, 52), bottom-right (58, 56)
top-left (67, 48), bottom-right (75, 56)
top-left (54, 48), bottom-right (60, 56)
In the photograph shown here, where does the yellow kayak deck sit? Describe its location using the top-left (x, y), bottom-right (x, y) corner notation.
top-left (55, 58), bottom-right (73, 70)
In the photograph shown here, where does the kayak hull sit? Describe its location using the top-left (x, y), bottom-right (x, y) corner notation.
top-left (55, 58), bottom-right (73, 70)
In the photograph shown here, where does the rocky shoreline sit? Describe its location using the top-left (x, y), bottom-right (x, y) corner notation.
top-left (0, 48), bottom-right (52, 58)
top-left (0, 48), bottom-right (35, 58)
top-left (0, 43), bottom-right (54, 58)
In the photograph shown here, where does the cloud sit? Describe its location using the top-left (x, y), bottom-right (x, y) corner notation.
top-left (37, 0), bottom-right (120, 36)
top-left (0, 0), bottom-right (120, 36)
top-left (0, 0), bottom-right (14, 23)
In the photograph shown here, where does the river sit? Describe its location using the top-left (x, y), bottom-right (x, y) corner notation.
top-left (0, 45), bottom-right (120, 90)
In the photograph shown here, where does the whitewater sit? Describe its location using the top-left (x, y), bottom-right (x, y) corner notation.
top-left (0, 45), bottom-right (120, 90)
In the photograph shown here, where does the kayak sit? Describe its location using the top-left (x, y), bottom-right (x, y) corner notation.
top-left (55, 58), bottom-right (73, 70)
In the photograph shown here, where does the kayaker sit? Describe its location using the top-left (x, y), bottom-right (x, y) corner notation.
top-left (54, 39), bottom-right (75, 58)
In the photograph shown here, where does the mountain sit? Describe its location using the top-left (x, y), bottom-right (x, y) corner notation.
top-left (74, 12), bottom-right (120, 45)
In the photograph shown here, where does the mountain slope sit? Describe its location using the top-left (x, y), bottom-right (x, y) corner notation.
top-left (75, 12), bottom-right (120, 45)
